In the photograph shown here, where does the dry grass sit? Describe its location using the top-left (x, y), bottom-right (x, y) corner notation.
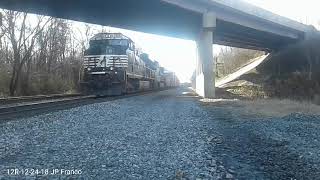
top-left (199, 97), bottom-right (320, 118)
top-left (237, 99), bottom-right (320, 117)
top-left (226, 86), bottom-right (267, 99)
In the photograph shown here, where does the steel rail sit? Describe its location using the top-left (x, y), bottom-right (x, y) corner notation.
top-left (0, 88), bottom-right (174, 122)
top-left (0, 93), bottom-right (83, 105)
top-left (0, 95), bottom-right (95, 120)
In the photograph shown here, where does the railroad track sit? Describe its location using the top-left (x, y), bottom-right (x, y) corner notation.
top-left (0, 89), bottom-right (172, 121)
top-left (0, 93), bottom-right (83, 105)
top-left (0, 95), bottom-right (96, 121)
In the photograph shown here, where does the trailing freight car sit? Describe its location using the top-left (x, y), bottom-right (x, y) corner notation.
top-left (80, 33), bottom-right (178, 95)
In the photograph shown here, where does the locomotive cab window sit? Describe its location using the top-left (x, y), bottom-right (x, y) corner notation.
top-left (129, 42), bottom-right (135, 51)
top-left (86, 39), bottom-right (129, 55)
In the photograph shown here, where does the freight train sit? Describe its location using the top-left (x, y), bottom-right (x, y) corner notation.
top-left (80, 33), bottom-right (179, 95)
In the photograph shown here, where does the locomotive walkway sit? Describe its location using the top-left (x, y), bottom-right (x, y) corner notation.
top-left (0, 88), bottom-right (320, 179)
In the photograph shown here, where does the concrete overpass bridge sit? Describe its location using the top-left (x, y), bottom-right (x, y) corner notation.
top-left (0, 0), bottom-right (317, 98)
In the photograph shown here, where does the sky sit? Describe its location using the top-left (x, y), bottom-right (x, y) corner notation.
top-left (245, 0), bottom-right (320, 27)
top-left (78, 0), bottom-right (320, 83)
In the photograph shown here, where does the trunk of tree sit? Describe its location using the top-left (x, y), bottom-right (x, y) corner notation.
top-left (306, 50), bottom-right (313, 80)
top-left (22, 57), bottom-right (33, 95)
top-left (9, 52), bottom-right (20, 96)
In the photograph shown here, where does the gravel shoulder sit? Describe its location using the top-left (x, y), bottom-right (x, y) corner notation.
top-left (0, 88), bottom-right (320, 179)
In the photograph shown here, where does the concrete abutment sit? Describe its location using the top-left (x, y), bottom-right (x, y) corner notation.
top-left (195, 12), bottom-right (216, 98)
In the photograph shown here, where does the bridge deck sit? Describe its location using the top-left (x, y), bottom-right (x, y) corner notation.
top-left (0, 0), bottom-right (315, 50)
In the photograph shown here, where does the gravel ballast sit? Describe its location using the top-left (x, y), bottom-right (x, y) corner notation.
top-left (0, 88), bottom-right (319, 179)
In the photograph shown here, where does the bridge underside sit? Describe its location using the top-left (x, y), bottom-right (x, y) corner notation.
top-left (0, 0), bottom-right (308, 98)
top-left (0, 0), bottom-right (301, 51)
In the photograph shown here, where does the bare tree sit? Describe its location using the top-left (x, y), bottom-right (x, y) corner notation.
top-left (217, 46), bottom-right (263, 76)
top-left (1, 10), bottom-right (51, 95)
top-left (0, 10), bottom-right (100, 96)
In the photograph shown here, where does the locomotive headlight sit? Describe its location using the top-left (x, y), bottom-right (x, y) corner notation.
top-left (110, 67), bottom-right (114, 71)
top-left (87, 68), bottom-right (91, 71)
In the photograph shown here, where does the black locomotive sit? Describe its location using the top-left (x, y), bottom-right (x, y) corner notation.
top-left (80, 33), bottom-right (179, 95)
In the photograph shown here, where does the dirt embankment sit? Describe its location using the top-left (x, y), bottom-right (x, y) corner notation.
top-left (219, 37), bottom-right (320, 105)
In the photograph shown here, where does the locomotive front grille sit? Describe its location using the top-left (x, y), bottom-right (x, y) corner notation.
top-left (107, 57), bottom-right (128, 68)
top-left (84, 55), bottom-right (129, 69)
top-left (84, 57), bottom-right (99, 68)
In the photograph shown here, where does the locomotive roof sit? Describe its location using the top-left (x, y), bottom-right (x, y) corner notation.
top-left (90, 33), bottom-right (133, 41)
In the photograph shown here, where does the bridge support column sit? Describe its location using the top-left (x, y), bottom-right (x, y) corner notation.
top-left (195, 12), bottom-right (216, 98)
